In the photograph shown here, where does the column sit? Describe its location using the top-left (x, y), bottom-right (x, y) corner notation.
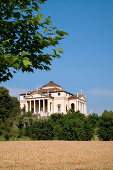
top-left (39, 100), bottom-right (40, 113)
top-left (84, 104), bottom-right (86, 114)
top-left (78, 101), bottom-right (79, 111)
top-left (81, 103), bottom-right (83, 113)
top-left (47, 100), bottom-right (49, 112)
top-left (34, 100), bottom-right (36, 113)
top-left (83, 103), bottom-right (84, 114)
top-left (76, 101), bottom-right (78, 111)
top-left (30, 100), bottom-right (31, 111)
top-left (79, 102), bottom-right (81, 111)
top-left (80, 102), bottom-right (81, 111)
top-left (26, 101), bottom-right (28, 112)
top-left (82, 103), bottom-right (84, 113)
top-left (75, 102), bottom-right (76, 111)
top-left (43, 99), bottom-right (45, 112)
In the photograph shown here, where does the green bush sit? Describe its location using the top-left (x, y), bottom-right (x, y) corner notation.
top-left (30, 120), bottom-right (54, 140)
top-left (98, 110), bottom-right (113, 141)
top-left (29, 111), bottom-right (94, 141)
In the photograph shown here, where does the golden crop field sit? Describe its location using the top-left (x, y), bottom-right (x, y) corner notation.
top-left (0, 141), bottom-right (113, 170)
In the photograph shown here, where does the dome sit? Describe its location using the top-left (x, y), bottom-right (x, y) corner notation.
top-left (41, 81), bottom-right (63, 90)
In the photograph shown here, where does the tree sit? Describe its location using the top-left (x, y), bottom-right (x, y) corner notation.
top-left (0, 86), bottom-right (21, 122)
top-left (11, 121), bottom-right (20, 141)
top-left (30, 119), bottom-right (54, 140)
top-left (98, 110), bottom-right (113, 141)
top-left (17, 111), bottom-right (37, 137)
top-left (29, 111), bottom-right (94, 141)
top-left (0, 0), bottom-right (68, 82)
top-left (0, 86), bottom-right (21, 140)
top-left (87, 113), bottom-right (100, 129)
top-left (1, 118), bottom-right (13, 140)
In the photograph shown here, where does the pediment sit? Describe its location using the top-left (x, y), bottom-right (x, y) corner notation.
top-left (79, 96), bottom-right (86, 101)
top-left (26, 92), bottom-right (48, 99)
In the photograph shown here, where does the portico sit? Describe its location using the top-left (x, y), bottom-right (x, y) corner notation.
top-left (26, 99), bottom-right (49, 113)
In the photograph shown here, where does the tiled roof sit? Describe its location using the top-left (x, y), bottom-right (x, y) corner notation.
top-left (69, 94), bottom-right (83, 99)
top-left (20, 90), bottom-right (36, 95)
top-left (41, 81), bottom-right (62, 88)
top-left (38, 88), bottom-right (64, 93)
top-left (20, 81), bottom-right (73, 95)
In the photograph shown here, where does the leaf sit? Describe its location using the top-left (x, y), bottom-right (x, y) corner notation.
top-left (21, 52), bottom-right (30, 57)
top-left (44, 17), bottom-right (52, 25)
top-left (52, 26), bottom-right (57, 29)
top-left (56, 30), bottom-right (68, 36)
top-left (23, 58), bottom-right (32, 67)
top-left (56, 48), bottom-right (63, 54)
top-left (43, 28), bottom-right (49, 33)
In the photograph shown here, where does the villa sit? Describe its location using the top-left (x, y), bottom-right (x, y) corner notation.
top-left (20, 81), bottom-right (87, 117)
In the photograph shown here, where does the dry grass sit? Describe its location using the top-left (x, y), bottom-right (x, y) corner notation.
top-left (0, 141), bottom-right (113, 170)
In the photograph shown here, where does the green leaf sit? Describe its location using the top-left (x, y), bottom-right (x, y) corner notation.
top-left (43, 28), bottom-right (49, 33)
top-left (56, 48), bottom-right (63, 54)
top-left (21, 52), bottom-right (30, 57)
top-left (52, 26), bottom-right (57, 29)
top-left (23, 58), bottom-right (32, 67)
top-left (56, 30), bottom-right (68, 36)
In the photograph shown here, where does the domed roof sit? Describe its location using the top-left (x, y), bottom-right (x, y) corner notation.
top-left (41, 81), bottom-right (62, 89)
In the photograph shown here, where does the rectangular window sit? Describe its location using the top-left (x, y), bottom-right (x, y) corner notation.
top-left (49, 93), bottom-right (51, 96)
top-left (58, 93), bottom-right (60, 96)
top-left (58, 105), bottom-right (61, 112)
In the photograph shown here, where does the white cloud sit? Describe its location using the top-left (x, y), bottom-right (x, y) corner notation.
top-left (5, 87), bottom-right (31, 99)
top-left (88, 88), bottom-right (113, 97)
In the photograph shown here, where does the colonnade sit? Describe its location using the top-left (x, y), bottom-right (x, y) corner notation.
top-left (71, 101), bottom-right (86, 114)
top-left (26, 99), bottom-right (49, 113)
top-left (78, 101), bottom-right (86, 114)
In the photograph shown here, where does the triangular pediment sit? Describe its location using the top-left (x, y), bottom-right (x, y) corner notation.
top-left (79, 95), bottom-right (86, 101)
top-left (26, 92), bottom-right (48, 99)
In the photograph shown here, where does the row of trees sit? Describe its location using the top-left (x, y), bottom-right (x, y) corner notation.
top-left (0, 86), bottom-right (113, 141)
top-left (28, 110), bottom-right (113, 141)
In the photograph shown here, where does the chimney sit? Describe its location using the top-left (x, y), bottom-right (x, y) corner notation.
top-left (81, 89), bottom-right (82, 95)
top-left (77, 92), bottom-right (78, 97)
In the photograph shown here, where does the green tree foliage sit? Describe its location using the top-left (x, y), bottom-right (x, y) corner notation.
top-left (11, 126), bottom-right (20, 141)
top-left (98, 110), bottom-right (113, 141)
top-left (0, 86), bottom-right (21, 140)
top-left (0, 0), bottom-right (68, 82)
top-left (1, 118), bottom-right (13, 140)
top-left (0, 87), bottom-right (21, 122)
top-left (17, 111), bottom-right (37, 137)
top-left (29, 111), bottom-right (94, 141)
top-left (87, 113), bottom-right (100, 129)
top-left (30, 119), bottom-right (54, 140)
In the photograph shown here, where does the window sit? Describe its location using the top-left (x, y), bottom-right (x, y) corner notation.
top-left (58, 93), bottom-right (60, 96)
top-left (49, 93), bottom-right (51, 96)
top-left (71, 103), bottom-right (75, 111)
top-left (58, 105), bottom-right (61, 112)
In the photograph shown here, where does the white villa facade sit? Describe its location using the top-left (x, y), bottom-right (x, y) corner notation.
top-left (20, 81), bottom-right (87, 118)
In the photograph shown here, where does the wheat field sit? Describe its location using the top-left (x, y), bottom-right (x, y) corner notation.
top-left (0, 141), bottom-right (113, 170)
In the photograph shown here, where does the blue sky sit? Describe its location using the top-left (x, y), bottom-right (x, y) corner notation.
top-left (1, 0), bottom-right (113, 114)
